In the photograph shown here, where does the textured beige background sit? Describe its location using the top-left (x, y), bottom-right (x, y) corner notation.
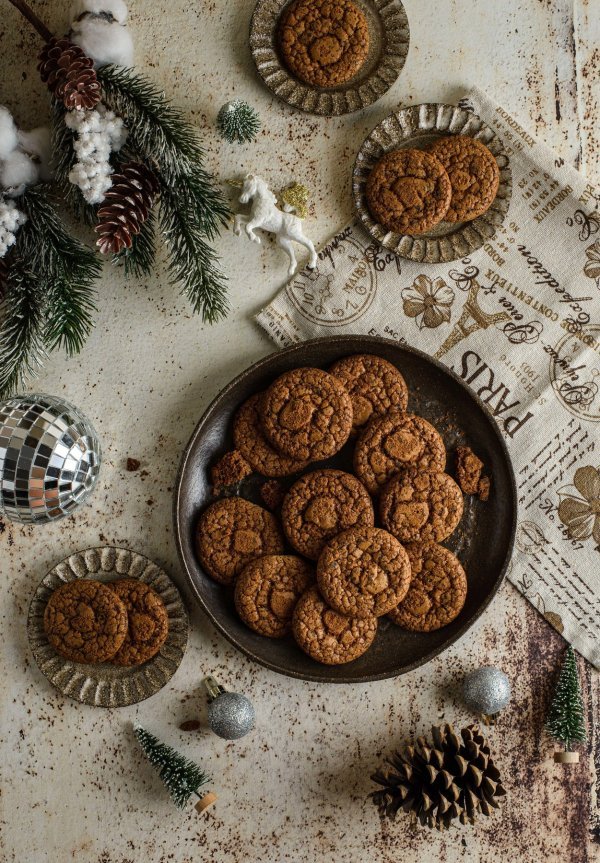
top-left (1, 1), bottom-right (599, 861)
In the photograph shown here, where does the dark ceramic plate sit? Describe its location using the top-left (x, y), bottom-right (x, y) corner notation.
top-left (174, 336), bottom-right (516, 683)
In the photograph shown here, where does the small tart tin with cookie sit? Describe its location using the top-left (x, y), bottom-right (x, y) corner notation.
top-left (353, 103), bottom-right (512, 262)
top-left (250, 0), bottom-right (409, 116)
top-left (28, 546), bottom-right (188, 707)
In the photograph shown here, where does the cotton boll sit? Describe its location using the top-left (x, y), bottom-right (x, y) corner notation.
top-left (18, 127), bottom-right (53, 181)
top-left (0, 106), bottom-right (19, 160)
top-left (71, 0), bottom-right (129, 24)
top-left (71, 16), bottom-right (134, 68)
top-left (1, 150), bottom-right (39, 196)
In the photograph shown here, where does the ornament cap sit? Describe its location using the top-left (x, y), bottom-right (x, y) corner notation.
top-left (203, 675), bottom-right (225, 702)
top-left (195, 791), bottom-right (218, 813)
top-left (554, 750), bottom-right (580, 764)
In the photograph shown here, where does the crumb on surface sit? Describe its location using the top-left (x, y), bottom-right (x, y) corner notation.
top-left (455, 446), bottom-right (484, 495)
top-left (210, 449), bottom-right (253, 490)
top-left (260, 479), bottom-right (286, 510)
top-left (477, 475), bottom-right (491, 501)
top-left (126, 457), bottom-right (141, 472)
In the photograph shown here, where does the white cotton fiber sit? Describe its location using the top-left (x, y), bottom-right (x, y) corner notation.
top-left (70, 0), bottom-right (134, 68)
top-left (1, 150), bottom-right (39, 196)
top-left (0, 106), bottom-right (18, 160)
top-left (18, 127), bottom-right (52, 182)
top-left (72, 0), bottom-right (128, 24)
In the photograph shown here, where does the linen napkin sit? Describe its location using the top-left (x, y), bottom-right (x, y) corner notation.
top-left (257, 87), bottom-right (600, 668)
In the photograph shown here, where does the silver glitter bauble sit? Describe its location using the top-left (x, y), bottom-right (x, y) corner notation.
top-left (204, 676), bottom-right (255, 740)
top-left (463, 667), bottom-right (511, 717)
top-left (0, 394), bottom-right (101, 524)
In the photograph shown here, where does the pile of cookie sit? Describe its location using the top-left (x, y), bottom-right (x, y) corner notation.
top-left (43, 577), bottom-right (168, 667)
top-left (278, 0), bottom-right (370, 89)
top-left (196, 354), bottom-right (489, 666)
top-left (366, 136), bottom-right (500, 235)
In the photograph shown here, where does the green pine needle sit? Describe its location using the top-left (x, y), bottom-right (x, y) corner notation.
top-left (134, 724), bottom-right (210, 810)
top-left (18, 186), bottom-right (100, 355)
top-left (217, 100), bottom-right (261, 144)
top-left (0, 260), bottom-right (47, 399)
top-left (159, 184), bottom-right (229, 323)
top-left (545, 646), bottom-right (587, 751)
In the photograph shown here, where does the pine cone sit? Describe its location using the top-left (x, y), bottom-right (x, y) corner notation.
top-left (38, 38), bottom-right (101, 110)
top-left (371, 724), bottom-right (506, 830)
top-left (95, 162), bottom-right (160, 255)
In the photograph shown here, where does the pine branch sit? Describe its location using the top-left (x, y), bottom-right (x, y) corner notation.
top-left (18, 185), bottom-right (100, 355)
top-left (96, 65), bottom-right (230, 236)
top-left (96, 65), bottom-right (205, 178)
top-left (159, 185), bottom-right (229, 323)
top-left (0, 260), bottom-right (47, 398)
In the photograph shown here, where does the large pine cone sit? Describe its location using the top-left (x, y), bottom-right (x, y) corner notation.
top-left (95, 162), bottom-right (160, 255)
top-left (371, 724), bottom-right (506, 830)
top-left (38, 38), bottom-right (101, 111)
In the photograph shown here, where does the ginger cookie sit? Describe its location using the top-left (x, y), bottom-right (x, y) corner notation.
top-left (379, 469), bottom-right (463, 544)
top-left (329, 353), bottom-right (408, 434)
top-left (108, 579), bottom-right (169, 666)
top-left (234, 555), bottom-right (314, 638)
top-left (233, 393), bottom-right (308, 478)
top-left (43, 579), bottom-right (128, 664)
top-left (317, 526), bottom-right (411, 618)
top-left (292, 586), bottom-right (377, 665)
top-left (388, 542), bottom-right (467, 632)
top-left (428, 136), bottom-right (500, 222)
top-left (196, 497), bottom-right (285, 585)
top-left (278, 0), bottom-right (369, 89)
top-left (354, 411), bottom-right (446, 495)
top-left (261, 367), bottom-right (353, 461)
top-left (365, 149), bottom-right (452, 235)
top-left (281, 469), bottom-right (374, 560)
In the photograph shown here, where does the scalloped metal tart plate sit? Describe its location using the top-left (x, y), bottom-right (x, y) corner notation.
top-left (28, 546), bottom-right (189, 707)
top-left (353, 103), bottom-right (513, 262)
top-left (250, 0), bottom-right (410, 116)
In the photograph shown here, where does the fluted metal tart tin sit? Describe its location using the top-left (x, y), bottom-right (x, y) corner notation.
top-left (250, 0), bottom-right (410, 116)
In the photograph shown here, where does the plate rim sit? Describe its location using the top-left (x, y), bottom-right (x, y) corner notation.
top-left (352, 102), bottom-right (513, 262)
top-left (27, 545), bottom-right (189, 706)
top-left (173, 334), bottom-right (517, 683)
top-left (249, 0), bottom-right (410, 117)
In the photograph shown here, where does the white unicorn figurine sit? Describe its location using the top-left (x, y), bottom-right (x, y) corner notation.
top-left (233, 174), bottom-right (318, 278)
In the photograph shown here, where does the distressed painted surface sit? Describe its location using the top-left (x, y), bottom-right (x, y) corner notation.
top-left (0, 1), bottom-right (598, 861)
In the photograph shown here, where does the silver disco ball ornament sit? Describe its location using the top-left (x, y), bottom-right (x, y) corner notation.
top-left (0, 394), bottom-right (101, 524)
top-left (463, 666), bottom-right (512, 720)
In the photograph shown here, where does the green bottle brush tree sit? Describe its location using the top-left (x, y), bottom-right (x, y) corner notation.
top-left (545, 646), bottom-right (587, 763)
